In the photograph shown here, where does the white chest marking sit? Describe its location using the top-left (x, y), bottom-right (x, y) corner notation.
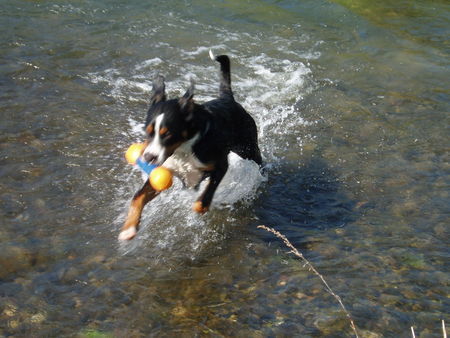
top-left (163, 133), bottom-right (207, 187)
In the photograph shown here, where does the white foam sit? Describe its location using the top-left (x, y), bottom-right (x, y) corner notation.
top-left (135, 57), bottom-right (164, 70)
top-left (115, 151), bottom-right (265, 259)
top-left (89, 51), bottom-right (312, 173)
top-left (182, 46), bottom-right (215, 57)
top-left (231, 54), bottom-right (313, 160)
top-left (84, 68), bottom-right (156, 103)
top-left (50, 4), bottom-right (87, 15)
top-left (214, 152), bottom-right (265, 206)
top-left (127, 117), bottom-right (145, 138)
top-left (86, 32), bottom-right (317, 257)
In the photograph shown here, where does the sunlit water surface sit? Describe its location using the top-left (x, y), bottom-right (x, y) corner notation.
top-left (1, 0), bottom-right (448, 336)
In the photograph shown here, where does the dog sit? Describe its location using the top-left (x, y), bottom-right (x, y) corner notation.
top-left (119, 51), bottom-right (262, 240)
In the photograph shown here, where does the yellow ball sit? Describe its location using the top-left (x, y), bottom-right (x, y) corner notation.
top-left (125, 143), bottom-right (146, 164)
top-left (149, 166), bottom-right (173, 191)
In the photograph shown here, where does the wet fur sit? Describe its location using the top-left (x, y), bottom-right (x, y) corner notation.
top-left (119, 52), bottom-right (262, 240)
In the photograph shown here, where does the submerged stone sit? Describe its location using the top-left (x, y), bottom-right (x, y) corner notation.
top-left (0, 244), bottom-right (34, 279)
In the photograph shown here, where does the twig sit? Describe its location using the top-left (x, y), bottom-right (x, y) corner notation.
top-left (258, 225), bottom-right (359, 338)
top-left (411, 326), bottom-right (416, 338)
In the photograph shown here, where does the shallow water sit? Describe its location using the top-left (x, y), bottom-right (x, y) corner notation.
top-left (1, 0), bottom-right (449, 336)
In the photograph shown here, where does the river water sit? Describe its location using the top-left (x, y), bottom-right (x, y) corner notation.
top-left (1, 0), bottom-right (449, 336)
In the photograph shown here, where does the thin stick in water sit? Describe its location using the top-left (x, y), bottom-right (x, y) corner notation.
top-left (257, 225), bottom-right (359, 338)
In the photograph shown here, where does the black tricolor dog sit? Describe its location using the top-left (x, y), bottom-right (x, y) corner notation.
top-left (119, 51), bottom-right (262, 240)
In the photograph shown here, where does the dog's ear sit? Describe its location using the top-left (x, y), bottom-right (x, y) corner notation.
top-left (150, 75), bottom-right (166, 106)
top-left (179, 81), bottom-right (195, 118)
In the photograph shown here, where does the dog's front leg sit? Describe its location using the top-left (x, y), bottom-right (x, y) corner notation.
top-left (119, 181), bottom-right (158, 240)
top-left (193, 160), bottom-right (228, 214)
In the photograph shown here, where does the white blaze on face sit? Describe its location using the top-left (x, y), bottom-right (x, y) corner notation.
top-left (142, 114), bottom-right (208, 187)
top-left (143, 114), bottom-right (167, 164)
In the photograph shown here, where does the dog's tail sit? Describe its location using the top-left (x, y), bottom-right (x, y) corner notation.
top-left (209, 50), bottom-right (233, 98)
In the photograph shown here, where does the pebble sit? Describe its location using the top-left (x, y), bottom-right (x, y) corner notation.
top-left (0, 194), bottom-right (25, 218)
top-left (359, 330), bottom-right (382, 338)
top-left (379, 293), bottom-right (401, 306)
top-left (0, 244), bottom-right (34, 279)
top-left (433, 223), bottom-right (447, 237)
top-left (391, 200), bottom-right (419, 218)
top-left (277, 275), bottom-right (288, 286)
top-left (313, 313), bottom-right (347, 334)
top-left (34, 198), bottom-right (46, 210)
top-left (294, 292), bottom-right (307, 299)
top-left (3, 303), bottom-right (17, 317)
top-left (318, 243), bottom-right (340, 258)
top-left (58, 266), bottom-right (80, 283)
top-left (8, 320), bottom-right (20, 329)
top-left (171, 304), bottom-right (188, 317)
top-left (29, 312), bottom-right (46, 324)
top-left (84, 254), bottom-right (107, 265)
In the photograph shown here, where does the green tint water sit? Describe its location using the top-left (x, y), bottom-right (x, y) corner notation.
top-left (1, 0), bottom-right (448, 336)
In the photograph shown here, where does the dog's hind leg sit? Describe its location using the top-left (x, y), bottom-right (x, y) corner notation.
top-left (233, 143), bottom-right (262, 166)
top-left (233, 113), bottom-right (263, 165)
top-left (119, 181), bottom-right (158, 240)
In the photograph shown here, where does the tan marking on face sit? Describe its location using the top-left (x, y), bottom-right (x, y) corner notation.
top-left (146, 124), bottom-right (154, 135)
top-left (159, 127), bottom-right (168, 136)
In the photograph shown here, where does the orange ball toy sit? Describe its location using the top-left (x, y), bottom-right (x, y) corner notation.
top-left (149, 166), bottom-right (173, 191)
top-left (125, 143), bottom-right (146, 164)
top-left (125, 143), bottom-right (173, 192)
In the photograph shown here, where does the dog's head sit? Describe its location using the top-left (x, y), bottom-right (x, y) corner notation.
top-left (142, 76), bottom-right (197, 165)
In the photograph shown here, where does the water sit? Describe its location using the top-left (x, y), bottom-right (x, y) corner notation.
top-left (1, 0), bottom-right (448, 336)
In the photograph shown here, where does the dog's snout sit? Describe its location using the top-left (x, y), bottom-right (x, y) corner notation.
top-left (143, 152), bottom-right (157, 163)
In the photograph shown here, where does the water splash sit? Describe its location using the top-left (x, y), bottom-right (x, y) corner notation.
top-left (86, 33), bottom-right (315, 258)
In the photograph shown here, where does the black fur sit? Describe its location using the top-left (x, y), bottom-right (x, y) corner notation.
top-left (119, 53), bottom-right (262, 240)
top-left (145, 54), bottom-right (262, 168)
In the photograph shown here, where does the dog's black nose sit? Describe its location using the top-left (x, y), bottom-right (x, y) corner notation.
top-left (143, 153), bottom-right (157, 163)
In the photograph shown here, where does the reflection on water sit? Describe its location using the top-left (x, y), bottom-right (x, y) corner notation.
top-left (1, 0), bottom-right (449, 336)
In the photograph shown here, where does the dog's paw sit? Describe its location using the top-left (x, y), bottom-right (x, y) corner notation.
top-left (193, 201), bottom-right (209, 214)
top-left (118, 227), bottom-right (137, 241)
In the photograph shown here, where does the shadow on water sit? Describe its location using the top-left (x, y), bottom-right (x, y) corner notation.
top-left (254, 153), bottom-right (356, 249)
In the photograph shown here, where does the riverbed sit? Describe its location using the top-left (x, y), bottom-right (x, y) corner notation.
top-left (1, 0), bottom-right (449, 336)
